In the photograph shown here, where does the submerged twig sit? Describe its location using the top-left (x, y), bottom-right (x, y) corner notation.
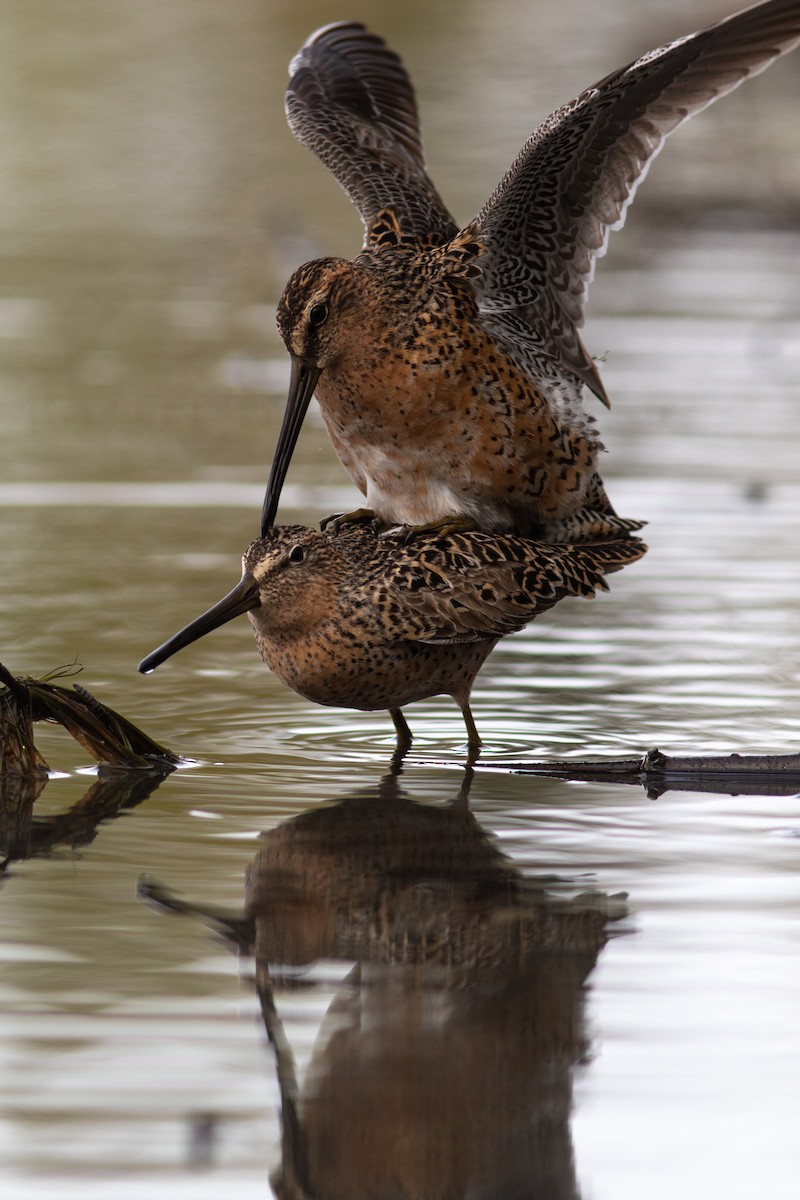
top-left (1, 769), bottom-right (172, 871)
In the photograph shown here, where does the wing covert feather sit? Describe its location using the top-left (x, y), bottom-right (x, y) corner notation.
top-left (375, 535), bottom-right (648, 645)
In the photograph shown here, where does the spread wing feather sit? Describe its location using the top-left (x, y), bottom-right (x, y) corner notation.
top-left (473, 0), bottom-right (800, 402)
top-left (285, 21), bottom-right (457, 247)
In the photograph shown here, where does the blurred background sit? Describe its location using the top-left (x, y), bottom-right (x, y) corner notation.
top-left (0, 0), bottom-right (798, 489)
top-left (0, 2), bottom-right (799, 1197)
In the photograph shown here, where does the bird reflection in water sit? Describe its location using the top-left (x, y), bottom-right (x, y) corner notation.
top-left (143, 768), bottom-right (627, 1197)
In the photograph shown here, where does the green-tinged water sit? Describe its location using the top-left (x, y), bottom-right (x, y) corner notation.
top-left (1, 2), bottom-right (799, 1197)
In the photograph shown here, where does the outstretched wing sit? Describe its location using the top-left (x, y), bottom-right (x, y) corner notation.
top-left (473, 0), bottom-right (800, 403)
top-left (379, 533), bottom-right (647, 645)
top-left (285, 22), bottom-right (458, 248)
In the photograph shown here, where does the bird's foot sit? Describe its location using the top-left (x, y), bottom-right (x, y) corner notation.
top-left (320, 507), bottom-right (377, 536)
top-left (397, 514), bottom-right (481, 543)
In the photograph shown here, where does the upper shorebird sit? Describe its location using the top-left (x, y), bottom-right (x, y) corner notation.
top-left (261, 1), bottom-right (800, 541)
top-left (139, 524), bottom-right (646, 753)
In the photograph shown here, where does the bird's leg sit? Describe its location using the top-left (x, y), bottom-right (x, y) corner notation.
top-left (465, 740), bottom-right (482, 767)
top-left (452, 765), bottom-right (475, 811)
top-left (320, 507), bottom-right (376, 535)
top-left (458, 697), bottom-right (482, 763)
top-left (389, 742), bottom-right (411, 773)
top-left (389, 707), bottom-right (413, 751)
top-left (399, 514), bottom-right (481, 543)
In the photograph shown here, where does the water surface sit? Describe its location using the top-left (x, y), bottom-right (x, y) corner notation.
top-left (1, 1), bottom-right (799, 1197)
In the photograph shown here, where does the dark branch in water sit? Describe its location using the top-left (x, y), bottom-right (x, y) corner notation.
top-left (489, 747), bottom-right (800, 798)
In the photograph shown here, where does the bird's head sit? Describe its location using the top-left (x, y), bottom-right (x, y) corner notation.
top-left (137, 527), bottom-right (345, 675)
top-left (262, 258), bottom-right (371, 534)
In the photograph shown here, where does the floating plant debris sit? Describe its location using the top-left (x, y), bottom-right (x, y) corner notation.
top-left (0, 662), bottom-right (180, 776)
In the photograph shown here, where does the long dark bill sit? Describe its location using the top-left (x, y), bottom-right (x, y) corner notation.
top-left (260, 356), bottom-right (322, 536)
top-left (138, 573), bottom-right (261, 674)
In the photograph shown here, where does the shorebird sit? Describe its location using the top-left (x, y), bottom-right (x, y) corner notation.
top-left (139, 524), bottom-right (646, 752)
top-left (262, 1), bottom-right (800, 541)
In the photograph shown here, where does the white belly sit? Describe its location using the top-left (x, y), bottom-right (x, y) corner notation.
top-left (362, 449), bottom-right (468, 525)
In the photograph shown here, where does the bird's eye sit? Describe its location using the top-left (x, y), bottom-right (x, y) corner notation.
top-left (308, 302), bottom-right (328, 327)
top-left (288, 544), bottom-right (305, 563)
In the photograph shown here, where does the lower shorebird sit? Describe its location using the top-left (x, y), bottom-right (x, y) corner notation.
top-left (139, 524), bottom-right (646, 752)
